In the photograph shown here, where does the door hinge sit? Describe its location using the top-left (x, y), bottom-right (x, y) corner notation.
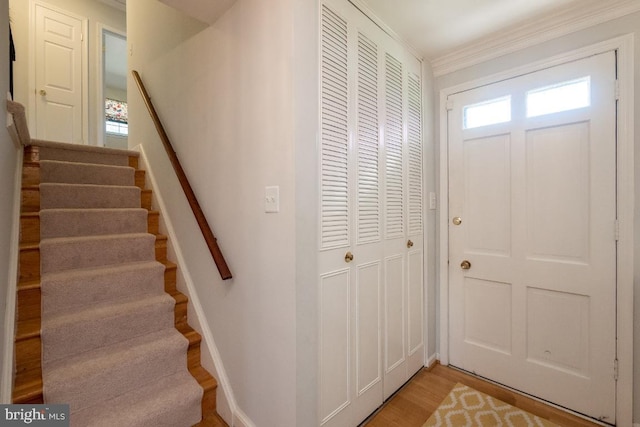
top-left (614, 219), bottom-right (620, 241)
top-left (446, 98), bottom-right (454, 111)
top-left (613, 358), bottom-right (618, 380)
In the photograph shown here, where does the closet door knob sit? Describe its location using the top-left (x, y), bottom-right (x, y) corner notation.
top-left (39, 89), bottom-right (47, 96)
top-left (407, 240), bottom-right (414, 248)
top-left (344, 251), bottom-right (354, 263)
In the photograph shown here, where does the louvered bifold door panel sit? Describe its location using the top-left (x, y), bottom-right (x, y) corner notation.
top-left (321, 5), bottom-right (350, 250)
top-left (384, 53), bottom-right (404, 239)
top-left (407, 72), bottom-right (423, 235)
top-left (356, 32), bottom-right (380, 244)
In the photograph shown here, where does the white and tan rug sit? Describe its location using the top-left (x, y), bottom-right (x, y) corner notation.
top-left (424, 383), bottom-right (559, 427)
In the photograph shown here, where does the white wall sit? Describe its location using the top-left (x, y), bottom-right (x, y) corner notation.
top-left (292, 0), bottom-right (319, 424)
top-left (9, 0), bottom-right (126, 145)
top-left (128, 0), bottom-right (307, 424)
top-left (434, 12), bottom-right (640, 423)
top-left (421, 64), bottom-right (437, 361)
top-left (0, 0), bottom-right (21, 403)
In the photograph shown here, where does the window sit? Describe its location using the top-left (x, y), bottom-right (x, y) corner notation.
top-left (105, 98), bottom-right (128, 136)
top-left (526, 77), bottom-right (590, 118)
top-left (463, 96), bottom-right (511, 129)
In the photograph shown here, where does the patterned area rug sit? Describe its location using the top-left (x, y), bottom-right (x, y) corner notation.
top-left (424, 383), bottom-right (559, 427)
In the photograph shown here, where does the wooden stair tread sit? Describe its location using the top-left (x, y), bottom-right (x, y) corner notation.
top-left (170, 290), bottom-right (189, 304)
top-left (12, 377), bottom-right (43, 403)
top-left (16, 318), bottom-right (40, 341)
top-left (195, 413), bottom-right (228, 427)
top-left (178, 325), bottom-right (202, 346)
top-left (189, 366), bottom-right (217, 392)
top-left (17, 279), bottom-right (40, 291)
top-left (163, 260), bottom-right (177, 269)
top-left (19, 242), bottom-right (38, 251)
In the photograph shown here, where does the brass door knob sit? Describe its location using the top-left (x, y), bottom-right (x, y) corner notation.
top-left (452, 217), bottom-right (462, 225)
top-left (39, 89), bottom-right (47, 96)
top-left (460, 260), bottom-right (471, 270)
top-left (345, 251), bottom-right (354, 263)
top-left (407, 239), bottom-right (414, 248)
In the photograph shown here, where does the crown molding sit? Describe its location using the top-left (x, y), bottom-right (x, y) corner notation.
top-left (431, 0), bottom-right (640, 77)
top-left (98, 0), bottom-right (126, 13)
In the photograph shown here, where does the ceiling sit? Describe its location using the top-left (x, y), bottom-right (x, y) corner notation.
top-left (357, 0), bottom-right (594, 60)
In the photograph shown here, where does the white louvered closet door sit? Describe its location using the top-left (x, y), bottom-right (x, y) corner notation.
top-left (318, 1), bottom-right (424, 426)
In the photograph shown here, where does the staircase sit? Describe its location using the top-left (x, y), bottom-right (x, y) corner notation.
top-left (13, 140), bottom-right (226, 426)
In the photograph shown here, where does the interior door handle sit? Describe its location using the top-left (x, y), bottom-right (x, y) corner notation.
top-left (345, 251), bottom-right (354, 263)
top-left (39, 89), bottom-right (47, 96)
top-left (460, 260), bottom-right (471, 270)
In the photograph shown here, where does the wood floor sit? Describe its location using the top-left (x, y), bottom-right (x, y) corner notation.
top-left (363, 363), bottom-right (603, 427)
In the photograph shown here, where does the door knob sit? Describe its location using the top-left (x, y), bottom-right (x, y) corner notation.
top-left (460, 260), bottom-right (471, 270)
top-left (39, 89), bottom-right (47, 96)
top-left (452, 217), bottom-right (462, 225)
top-left (344, 251), bottom-right (354, 263)
top-left (407, 239), bottom-right (414, 248)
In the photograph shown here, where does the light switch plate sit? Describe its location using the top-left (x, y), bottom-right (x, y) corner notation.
top-left (265, 186), bottom-right (280, 213)
top-left (429, 192), bottom-right (437, 210)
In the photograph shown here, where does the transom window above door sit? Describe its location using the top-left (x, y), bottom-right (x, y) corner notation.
top-left (463, 96), bottom-right (511, 129)
top-left (461, 76), bottom-right (592, 130)
top-left (526, 76), bottom-right (590, 117)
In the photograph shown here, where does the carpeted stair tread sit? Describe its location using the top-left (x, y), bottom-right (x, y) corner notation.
top-left (71, 371), bottom-right (203, 427)
top-left (44, 328), bottom-right (188, 413)
top-left (40, 183), bottom-right (141, 209)
top-left (40, 233), bottom-right (156, 274)
top-left (33, 139), bottom-right (137, 167)
top-left (40, 160), bottom-right (135, 186)
top-left (40, 208), bottom-right (148, 239)
top-left (42, 294), bottom-right (175, 363)
top-left (41, 261), bottom-right (165, 316)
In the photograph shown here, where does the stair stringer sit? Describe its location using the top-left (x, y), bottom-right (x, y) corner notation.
top-left (134, 145), bottom-right (255, 427)
top-left (0, 147), bottom-right (23, 403)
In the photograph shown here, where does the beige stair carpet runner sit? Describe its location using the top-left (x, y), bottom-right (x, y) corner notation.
top-left (37, 141), bottom-right (202, 426)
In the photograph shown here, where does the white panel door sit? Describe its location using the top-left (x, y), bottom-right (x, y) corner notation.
top-left (34, 3), bottom-right (85, 143)
top-left (448, 52), bottom-right (617, 423)
top-left (319, 0), bottom-right (424, 425)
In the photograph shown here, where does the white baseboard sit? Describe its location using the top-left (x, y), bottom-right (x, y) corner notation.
top-left (136, 146), bottom-right (254, 427)
top-left (1, 148), bottom-right (24, 403)
top-left (426, 353), bottom-right (438, 369)
top-left (233, 409), bottom-right (256, 427)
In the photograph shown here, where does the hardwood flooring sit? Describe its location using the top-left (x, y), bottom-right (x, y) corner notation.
top-left (363, 363), bottom-right (603, 427)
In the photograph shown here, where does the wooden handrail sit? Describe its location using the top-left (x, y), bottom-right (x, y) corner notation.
top-left (132, 70), bottom-right (232, 280)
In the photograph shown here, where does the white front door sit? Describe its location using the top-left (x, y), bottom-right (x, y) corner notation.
top-left (447, 51), bottom-right (617, 423)
top-left (34, 2), bottom-right (86, 144)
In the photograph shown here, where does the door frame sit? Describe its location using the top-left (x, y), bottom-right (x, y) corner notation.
top-left (96, 23), bottom-right (127, 147)
top-left (28, 0), bottom-right (89, 144)
top-left (438, 35), bottom-right (634, 425)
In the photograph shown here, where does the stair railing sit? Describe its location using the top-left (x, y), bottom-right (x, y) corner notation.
top-left (132, 70), bottom-right (232, 280)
